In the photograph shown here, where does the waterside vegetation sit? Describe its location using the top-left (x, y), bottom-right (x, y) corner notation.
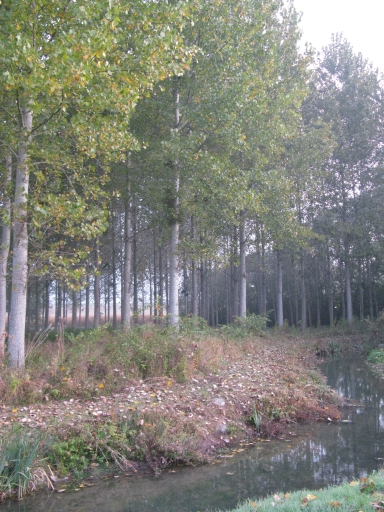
top-left (0, 319), bottom-right (379, 500)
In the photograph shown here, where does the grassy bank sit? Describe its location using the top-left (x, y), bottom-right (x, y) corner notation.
top-left (220, 470), bottom-right (384, 512)
top-left (0, 318), bottom-right (371, 500)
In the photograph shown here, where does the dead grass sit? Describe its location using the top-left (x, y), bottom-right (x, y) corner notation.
top-left (0, 324), bottom-right (349, 484)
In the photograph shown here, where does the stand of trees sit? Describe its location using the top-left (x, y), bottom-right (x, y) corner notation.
top-left (1, 1), bottom-right (384, 368)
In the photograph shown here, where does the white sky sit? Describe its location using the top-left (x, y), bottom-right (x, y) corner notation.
top-left (293, 0), bottom-right (384, 72)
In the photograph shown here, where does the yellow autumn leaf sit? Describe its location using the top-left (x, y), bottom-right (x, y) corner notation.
top-left (61, 366), bottom-right (65, 371)
top-left (329, 502), bottom-right (341, 507)
top-left (98, 383), bottom-right (104, 389)
top-left (12, 408), bottom-right (18, 413)
top-left (306, 494), bottom-right (317, 501)
top-left (249, 500), bottom-right (257, 508)
top-left (350, 481), bottom-right (360, 486)
top-left (150, 393), bottom-right (156, 397)
top-left (284, 493), bottom-right (290, 499)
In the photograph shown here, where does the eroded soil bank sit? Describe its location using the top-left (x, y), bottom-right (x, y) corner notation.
top-left (0, 328), bottom-right (361, 499)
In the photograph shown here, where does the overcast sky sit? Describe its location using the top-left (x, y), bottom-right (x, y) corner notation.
top-left (293, 0), bottom-right (384, 72)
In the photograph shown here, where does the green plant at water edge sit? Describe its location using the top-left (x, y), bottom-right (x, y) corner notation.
top-left (0, 424), bottom-right (43, 499)
top-left (49, 436), bottom-right (105, 476)
top-left (250, 408), bottom-right (262, 432)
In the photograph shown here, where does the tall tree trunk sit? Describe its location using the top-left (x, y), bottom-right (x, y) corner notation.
top-left (9, 105), bottom-right (32, 368)
top-left (35, 279), bottom-right (39, 333)
top-left (169, 83), bottom-right (180, 327)
top-left (153, 239), bottom-right (158, 324)
top-left (122, 199), bottom-right (132, 329)
top-left (276, 250), bottom-right (283, 327)
top-left (132, 199), bottom-right (138, 323)
top-left (94, 237), bottom-right (101, 328)
top-left (327, 247), bottom-right (334, 327)
top-left (111, 210), bottom-right (117, 330)
top-left (358, 260), bottom-right (364, 322)
top-left (239, 214), bottom-right (246, 318)
top-left (300, 251), bottom-right (306, 331)
top-left (85, 275), bottom-right (90, 329)
top-left (72, 290), bottom-right (77, 329)
top-left (315, 259), bottom-right (321, 327)
top-left (367, 259), bottom-right (374, 321)
top-left (0, 154), bottom-right (12, 359)
top-left (345, 256), bottom-right (353, 324)
top-left (44, 279), bottom-right (50, 329)
top-left (159, 246), bottom-right (163, 325)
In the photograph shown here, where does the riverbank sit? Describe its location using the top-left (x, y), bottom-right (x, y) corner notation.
top-left (221, 469), bottom-right (384, 512)
top-left (0, 322), bottom-right (366, 500)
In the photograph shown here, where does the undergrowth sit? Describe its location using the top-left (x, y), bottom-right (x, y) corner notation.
top-left (0, 425), bottom-right (46, 500)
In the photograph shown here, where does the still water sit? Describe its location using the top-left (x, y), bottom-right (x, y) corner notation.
top-left (2, 359), bottom-right (384, 512)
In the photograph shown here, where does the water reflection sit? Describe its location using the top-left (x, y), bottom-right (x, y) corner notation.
top-left (2, 359), bottom-right (384, 512)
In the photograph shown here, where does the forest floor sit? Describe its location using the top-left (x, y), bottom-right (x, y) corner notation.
top-left (0, 324), bottom-right (376, 498)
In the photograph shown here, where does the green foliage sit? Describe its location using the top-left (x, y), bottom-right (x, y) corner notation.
top-left (221, 314), bottom-right (269, 339)
top-left (50, 437), bottom-right (98, 476)
top-left (249, 408), bottom-right (263, 433)
top-left (0, 425), bottom-right (43, 498)
top-left (367, 348), bottom-right (384, 364)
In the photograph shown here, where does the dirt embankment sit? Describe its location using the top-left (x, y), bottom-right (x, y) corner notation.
top-left (0, 333), bottom-right (344, 486)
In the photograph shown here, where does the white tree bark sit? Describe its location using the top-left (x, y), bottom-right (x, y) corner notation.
top-left (122, 198), bottom-right (132, 328)
top-left (239, 214), bottom-right (246, 318)
top-left (169, 84), bottom-right (180, 327)
top-left (9, 106), bottom-right (32, 368)
top-left (169, 181), bottom-right (180, 326)
top-left (0, 154), bottom-right (12, 359)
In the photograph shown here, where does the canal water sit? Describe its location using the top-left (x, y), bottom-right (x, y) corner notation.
top-left (2, 358), bottom-right (384, 512)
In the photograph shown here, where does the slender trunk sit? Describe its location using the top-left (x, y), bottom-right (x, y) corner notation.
top-left (239, 214), bottom-right (246, 318)
top-left (169, 83), bottom-right (180, 327)
top-left (315, 259), bottom-right (321, 327)
top-left (340, 260), bottom-right (345, 321)
top-left (345, 256), bottom-right (353, 324)
top-left (0, 154), bottom-right (12, 358)
top-left (133, 199), bottom-right (138, 322)
top-left (327, 247), bottom-right (334, 327)
top-left (85, 275), bottom-right (90, 329)
top-left (78, 289), bottom-right (82, 328)
top-left (358, 260), bottom-right (364, 322)
top-left (35, 279), bottom-right (39, 333)
top-left (122, 198), bottom-right (132, 328)
top-left (44, 280), bottom-right (50, 329)
top-left (111, 211), bottom-right (117, 330)
top-left (9, 105), bottom-right (32, 368)
top-left (153, 239), bottom-right (158, 324)
top-left (367, 259), bottom-right (374, 321)
top-left (72, 290), bottom-right (77, 328)
top-left (94, 237), bottom-right (101, 328)
top-left (300, 251), bottom-right (306, 331)
top-left (183, 259), bottom-right (188, 316)
top-left (159, 246), bottom-right (163, 325)
top-left (276, 250), bottom-right (283, 327)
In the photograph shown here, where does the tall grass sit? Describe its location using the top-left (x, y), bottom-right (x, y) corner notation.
top-left (0, 425), bottom-right (44, 499)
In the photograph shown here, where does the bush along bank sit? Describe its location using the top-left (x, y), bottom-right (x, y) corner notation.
top-left (0, 322), bottom-right (343, 498)
top-left (220, 470), bottom-right (384, 512)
